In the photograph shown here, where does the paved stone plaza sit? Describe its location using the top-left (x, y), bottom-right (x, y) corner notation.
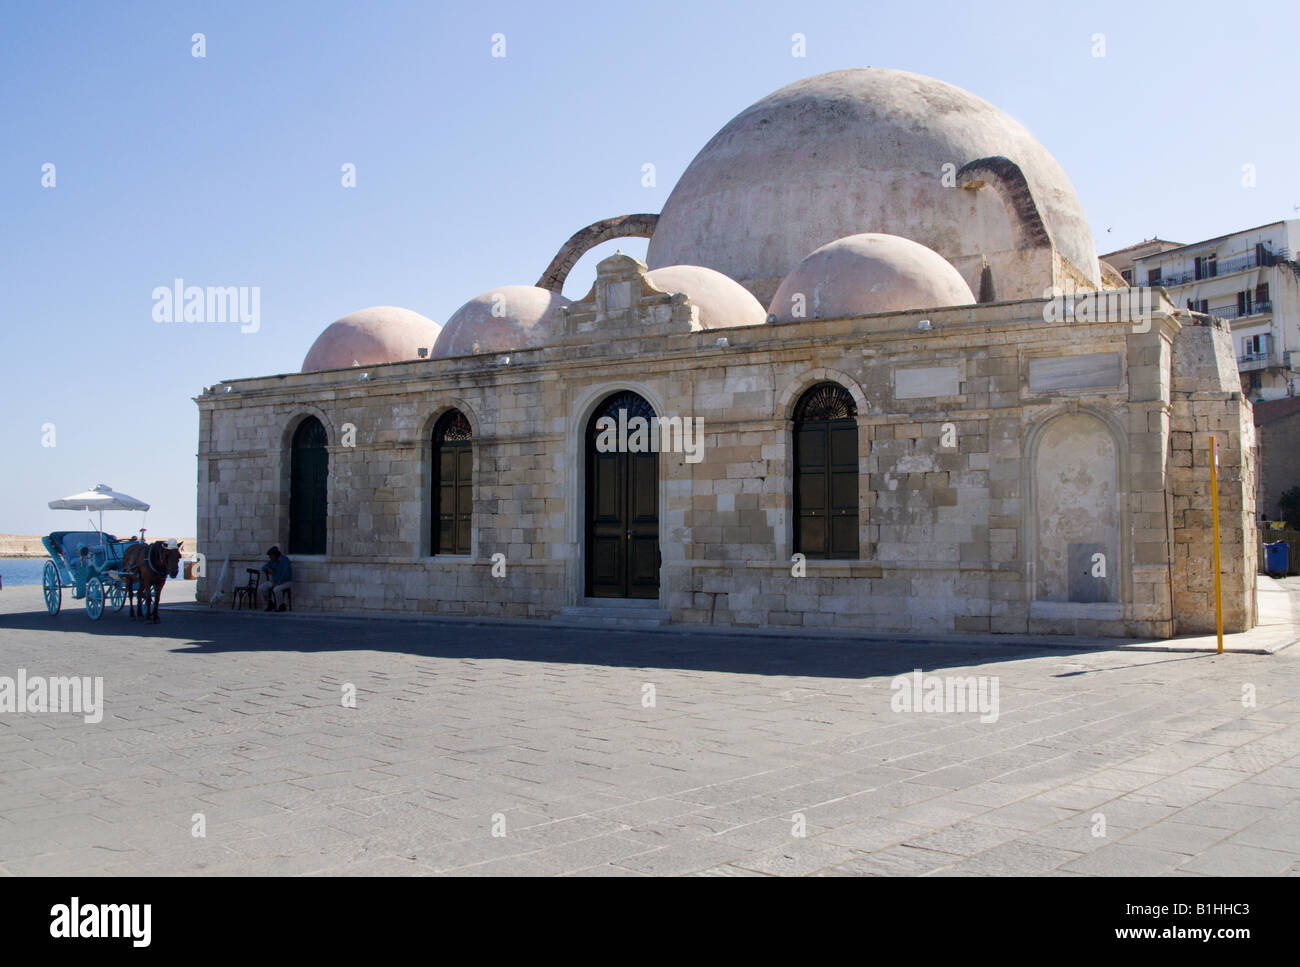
top-left (1, 584), bottom-right (1298, 876)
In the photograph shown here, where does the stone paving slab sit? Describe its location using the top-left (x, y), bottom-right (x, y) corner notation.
top-left (0, 584), bottom-right (1298, 876)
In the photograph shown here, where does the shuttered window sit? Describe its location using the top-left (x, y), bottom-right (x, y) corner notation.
top-left (433, 410), bottom-right (472, 555)
top-left (793, 383), bottom-right (859, 559)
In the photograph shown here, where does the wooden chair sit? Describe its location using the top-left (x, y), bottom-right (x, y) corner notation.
top-left (232, 569), bottom-right (260, 610)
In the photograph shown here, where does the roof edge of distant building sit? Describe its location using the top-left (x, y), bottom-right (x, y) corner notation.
top-left (1099, 238), bottom-right (1185, 261)
top-left (1117, 219), bottom-right (1296, 264)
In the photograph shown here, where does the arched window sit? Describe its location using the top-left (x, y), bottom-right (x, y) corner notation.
top-left (793, 383), bottom-right (858, 559)
top-left (433, 409), bottom-right (473, 555)
top-left (289, 416), bottom-right (328, 555)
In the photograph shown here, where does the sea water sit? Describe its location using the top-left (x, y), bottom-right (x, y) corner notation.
top-left (0, 559), bottom-right (48, 587)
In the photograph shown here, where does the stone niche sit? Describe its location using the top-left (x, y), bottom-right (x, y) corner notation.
top-left (1031, 411), bottom-right (1120, 604)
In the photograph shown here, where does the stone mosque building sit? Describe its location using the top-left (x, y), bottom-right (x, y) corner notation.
top-left (195, 68), bottom-right (1258, 638)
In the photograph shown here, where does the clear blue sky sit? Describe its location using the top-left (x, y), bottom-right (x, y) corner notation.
top-left (2, 0), bottom-right (1296, 537)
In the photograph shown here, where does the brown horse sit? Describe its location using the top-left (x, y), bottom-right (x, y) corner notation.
top-left (121, 540), bottom-right (182, 623)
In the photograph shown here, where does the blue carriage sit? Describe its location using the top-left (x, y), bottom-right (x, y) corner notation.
top-left (42, 484), bottom-right (151, 620)
top-left (41, 531), bottom-right (142, 619)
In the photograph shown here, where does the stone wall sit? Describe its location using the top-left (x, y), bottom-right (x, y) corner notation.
top-left (1168, 314), bottom-right (1258, 633)
top-left (196, 259), bottom-right (1257, 638)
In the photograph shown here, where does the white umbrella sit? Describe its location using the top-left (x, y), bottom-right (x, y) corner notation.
top-left (48, 484), bottom-right (150, 542)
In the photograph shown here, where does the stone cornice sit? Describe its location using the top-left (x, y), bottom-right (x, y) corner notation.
top-left (197, 291), bottom-right (1177, 408)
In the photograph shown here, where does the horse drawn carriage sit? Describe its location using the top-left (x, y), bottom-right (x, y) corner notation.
top-left (41, 531), bottom-right (139, 619)
top-left (41, 484), bottom-right (182, 622)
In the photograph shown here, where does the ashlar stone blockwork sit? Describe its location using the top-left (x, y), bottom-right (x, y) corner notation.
top-left (196, 256), bottom-right (1255, 638)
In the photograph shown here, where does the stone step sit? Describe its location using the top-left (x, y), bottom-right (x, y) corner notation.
top-left (550, 604), bottom-right (669, 629)
top-left (572, 597), bottom-right (662, 610)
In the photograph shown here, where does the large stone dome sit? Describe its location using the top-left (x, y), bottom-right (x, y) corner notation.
top-left (644, 265), bottom-right (767, 329)
top-left (646, 68), bottom-right (1099, 304)
top-left (302, 306), bottom-right (442, 373)
top-left (432, 285), bottom-right (571, 358)
top-left (768, 233), bottom-right (975, 322)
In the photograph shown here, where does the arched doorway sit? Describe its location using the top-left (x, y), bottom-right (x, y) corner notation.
top-left (288, 416), bottom-right (328, 555)
top-left (586, 390), bottom-right (660, 598)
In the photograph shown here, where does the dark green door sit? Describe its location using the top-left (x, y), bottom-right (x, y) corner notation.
top-left (586, 392), bottom-right (660, 598)
top-left (289, 416), bottom-right (328, 555)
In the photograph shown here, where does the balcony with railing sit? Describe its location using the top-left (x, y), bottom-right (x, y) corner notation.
top-left (1139, 248), bottom-right (1287, 287)
top-left (1210, 300), bottom-right (1273, 321)
top-left (1238, 350), bottom-right (1280, 372)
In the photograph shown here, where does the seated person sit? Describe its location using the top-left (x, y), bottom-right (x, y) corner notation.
top-left (71, 545), bottom-right (91, 597)
top-left (261, 546), bottom-right (293, 612)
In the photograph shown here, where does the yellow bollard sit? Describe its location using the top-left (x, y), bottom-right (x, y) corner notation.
top-left (1210, 437), bottom-right (1223, 654)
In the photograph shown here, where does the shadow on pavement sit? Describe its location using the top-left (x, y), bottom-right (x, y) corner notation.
top-left (0, 597), bottom-right (1144, 679)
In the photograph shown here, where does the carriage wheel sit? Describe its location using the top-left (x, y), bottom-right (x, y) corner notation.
top-left (86, 577), bottom-right (105, 621)
top-left (43, 562), bottom-right (62, 616)
top-left (109, 582), bottom-right (126, 612)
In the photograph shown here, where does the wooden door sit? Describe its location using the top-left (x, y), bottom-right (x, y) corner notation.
top-left (586, 392), bottom-right (660, 598)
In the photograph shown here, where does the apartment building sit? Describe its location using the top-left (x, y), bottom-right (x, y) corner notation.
top-left (1103, 220), bottom-right (1300, 401)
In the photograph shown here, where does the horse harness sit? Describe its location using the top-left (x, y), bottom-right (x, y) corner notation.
top-left (132, 542), bottom-right (166, 580)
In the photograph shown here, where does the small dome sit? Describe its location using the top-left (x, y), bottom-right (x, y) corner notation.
top-left (432, 285), bottom-right (571, 358)
top-left (768, 233), bottom-right (975, 322)
top-left (302, 306), bottom-right (442, 372)
top-left (645, 265), bottom-right (768, 329)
